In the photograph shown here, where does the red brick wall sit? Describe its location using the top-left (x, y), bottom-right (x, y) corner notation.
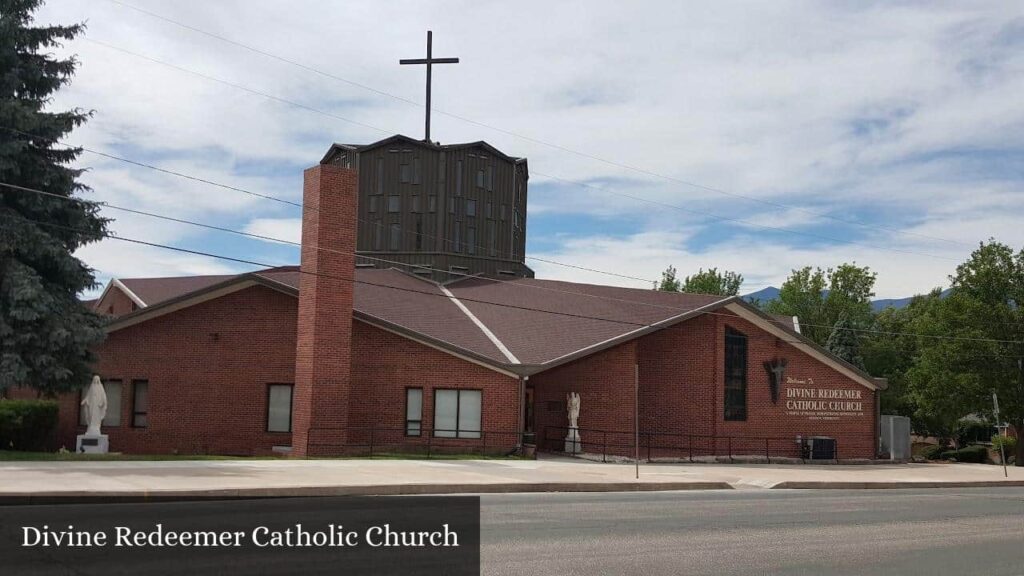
top-left (94, 285), bottom-right (137, 316)
top-left (346, 322), bottom-right (521, 453)
top-left (530, 312), bottom-right (878, 460)
top-left (291, 164), bottom-right (357, 456)
top-left (56, 284), bottom-right (299, 455)
top-left (531, 341), bottom-right (639, 454)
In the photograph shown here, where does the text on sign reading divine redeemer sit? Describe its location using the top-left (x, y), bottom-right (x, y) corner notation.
top-left (785, 387), bottom-right (863, 414)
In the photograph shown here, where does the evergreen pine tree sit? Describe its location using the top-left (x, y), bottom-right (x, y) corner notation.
top-left (825, 318), bottom-right (865, 370)
top-left (0, 0), bottom-right (107, 395)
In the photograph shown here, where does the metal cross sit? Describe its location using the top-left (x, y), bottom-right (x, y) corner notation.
top-left (400, 31), bottom-right (459, 142)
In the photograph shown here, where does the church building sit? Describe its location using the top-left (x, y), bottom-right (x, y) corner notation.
top-left (34, 143), bottom-right (885, 461)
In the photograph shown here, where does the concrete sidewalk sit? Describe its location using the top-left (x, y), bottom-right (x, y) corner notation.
top-left (1, 456), bottom-right (1022, 501)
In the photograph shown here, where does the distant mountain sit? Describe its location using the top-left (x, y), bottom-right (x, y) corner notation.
top-left (742, 287), bottom-right (950, 311)
top-left (742, 286), bottom-right (780, 304)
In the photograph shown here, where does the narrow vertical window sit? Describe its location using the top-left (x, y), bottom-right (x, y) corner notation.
top-left (400, 164), bottom-right (411, 183)
top-left (428, 195), bottom-right (437, 213)
top-left (448, 197), bottom-right (456, 214)
top-left (455, 160), bottom-right (463, 196)
top-left (131, 380), bottom-right (148, 428)
top-left (373, 220), bottom-right (383, 250)
top-left (466, 199), bottom-right (477, 217)
top-left (387, 196), bottom-right (400, 213)
top-left (476, 169), bottom-right (485, 188)
top-left (376, 157), bottom-right (384, 194)
top-left (406, 388), bottom-right (423, 436)
top-left (267, 384), bottom-right (293, 432)
top-left (453, 222), bottom-right (462, 253)
top-left (486, 165), bottom-right (493, 191)
top-left (389, 223), bottom-right (401, 250)
top-left (415, 216), bottom-right (423, 250)
top-left (488, 222), bottom-right (496, 257)
top-left (413, 157), bottom-right (421, 185)
top-left (724, 327), bottom-right (748, 421)
top-left (369, 195), bottom-right (379, 213)
top-left (466, 227), bottom-right (476, 255)
top-left (412, 195), bottom-right (421, 214)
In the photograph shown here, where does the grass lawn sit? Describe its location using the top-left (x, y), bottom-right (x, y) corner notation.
top-left (0, 450), bottom-right (527, 462)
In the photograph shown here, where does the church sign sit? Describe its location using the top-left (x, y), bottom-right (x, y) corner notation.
top-left (784, 377), bottom-right (864, 420)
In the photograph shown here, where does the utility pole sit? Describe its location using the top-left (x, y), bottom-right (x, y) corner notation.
top-left (993, 391), bottom-right (1007, 478)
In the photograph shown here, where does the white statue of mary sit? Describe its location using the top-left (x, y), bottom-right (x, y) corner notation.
top-left (81, 375), bottom-right (107, 436)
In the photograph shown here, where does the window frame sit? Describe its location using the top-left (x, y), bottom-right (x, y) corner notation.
top-left (266, 383), bottom-right (294, 433)
top-left (432, 388), bottom-right (483, 439)
top-left (405, 387), bottom-right (423, 437)
top-left (387, 195), bottom-right (401, 213)
top-left (388, 223), bottom-right (401, 250)
top-left (724, 327), bottom-right (748, 421)
top-left (131, 379), bottom-right (149, 429)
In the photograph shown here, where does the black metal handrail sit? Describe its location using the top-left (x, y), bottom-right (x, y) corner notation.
top-left (543, 426), bottom-right (875, 463)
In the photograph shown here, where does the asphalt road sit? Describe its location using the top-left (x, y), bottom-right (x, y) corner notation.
top-left (480, 488), bottom-right (1024, 576)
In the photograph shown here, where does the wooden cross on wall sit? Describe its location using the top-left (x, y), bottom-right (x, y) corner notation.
top-left (400, 31), bottom-right (459, 142)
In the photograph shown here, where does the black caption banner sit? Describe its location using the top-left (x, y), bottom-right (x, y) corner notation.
top-left (0, 496), bottom-right (480, 575)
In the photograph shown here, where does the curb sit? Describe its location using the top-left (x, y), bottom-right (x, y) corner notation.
top-left (0, 481), bottom-right (734, 505)
top-left (770, 480), bottom-right (1024, 489)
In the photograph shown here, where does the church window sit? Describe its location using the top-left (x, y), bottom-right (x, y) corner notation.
top-left (486, 165), bottom-right (493, 191)
top-left (387, 196), bottom-right (401, 213)
top-left (485, 202), bottom-right (493, 219)
top-left (428, 195), bottom-right (437, 213)
top-left (131, 380), bottom-right (149, 428)
top-left (389, 223), bottom-right (401, 250)
top-left (724, 327), bottom-right (748, 421)
top-left (466, 227), bottom-right (476, 255)
top-left (411, 195), bottom-right (421, 214)
top-left (434, 389), bottom-right (481, 439)
top-left (369, 195), bottom-right (380, 213)
top-left (80, 379), bottom-right (121, 427)
top-left (476, 169), bottom-right (485, 188)
top-left (373, 220), bottom-right (383, 250)
top-left (466, 199), bottom-right (477, 217)
top-left (406, 388), bottom-right (423, 437)
top-left (453, 223), bottom-right (462, 253)
top-left (448, 197), bottom-right (456, 214)
top-left (266, 384), bottom-right (293, 433)
top-left (400, 164), bottom-right (411, 183)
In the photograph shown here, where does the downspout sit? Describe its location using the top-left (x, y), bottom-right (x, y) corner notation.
top-left (517, 374), bottom-right (528, 451)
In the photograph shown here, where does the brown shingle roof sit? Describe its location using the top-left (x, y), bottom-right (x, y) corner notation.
top-left (105, 268), bottom-right (828, 376)
top-left (120, 275), bottom-right (236, 306)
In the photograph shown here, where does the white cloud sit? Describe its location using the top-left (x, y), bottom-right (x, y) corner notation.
top-left (22, 0), bottom-right (1023, 300)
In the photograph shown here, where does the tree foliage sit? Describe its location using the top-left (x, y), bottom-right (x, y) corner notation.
top-left (825, 318), bottom-right (865, 370)
top-left (763, 263), bottom-right (877, 345)
top-left (658, 266), bottom-right (743, 296)
top-left (0, 0), bottom-right (107, 396)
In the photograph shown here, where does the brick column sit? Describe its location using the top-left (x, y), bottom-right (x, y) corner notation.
top-left (290, 164), bottom-right (357, 457)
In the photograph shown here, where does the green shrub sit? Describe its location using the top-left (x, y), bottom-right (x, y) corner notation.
top-left (939, 444), bottom-right (989, 464)
top-left (991, 435), bottom-right (1017, 457)
top-left (921, 444), bottom-right (949, 460)
top-left (0, 399), bottom-right (59, 452)
top-left (954, 420), bottom-right (993, 446)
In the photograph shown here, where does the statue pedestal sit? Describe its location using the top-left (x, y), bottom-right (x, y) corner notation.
top-left (564, 427), bottom-right (581, 454)
top-left (76, 434), bottom-right (109, 454)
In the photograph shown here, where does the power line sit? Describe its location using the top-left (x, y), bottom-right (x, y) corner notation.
top-left (73, 41), bottom-right (961, 263)
top-left (101, 0), bottom-right (975, 250)
top-left (6, 181), bottom-right (1021, 347)
top-left (0, 124), bottom-right (666, 287)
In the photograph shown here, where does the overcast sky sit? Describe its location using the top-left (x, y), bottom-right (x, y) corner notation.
top-left (34, 0), bottom-right (1024, 298)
